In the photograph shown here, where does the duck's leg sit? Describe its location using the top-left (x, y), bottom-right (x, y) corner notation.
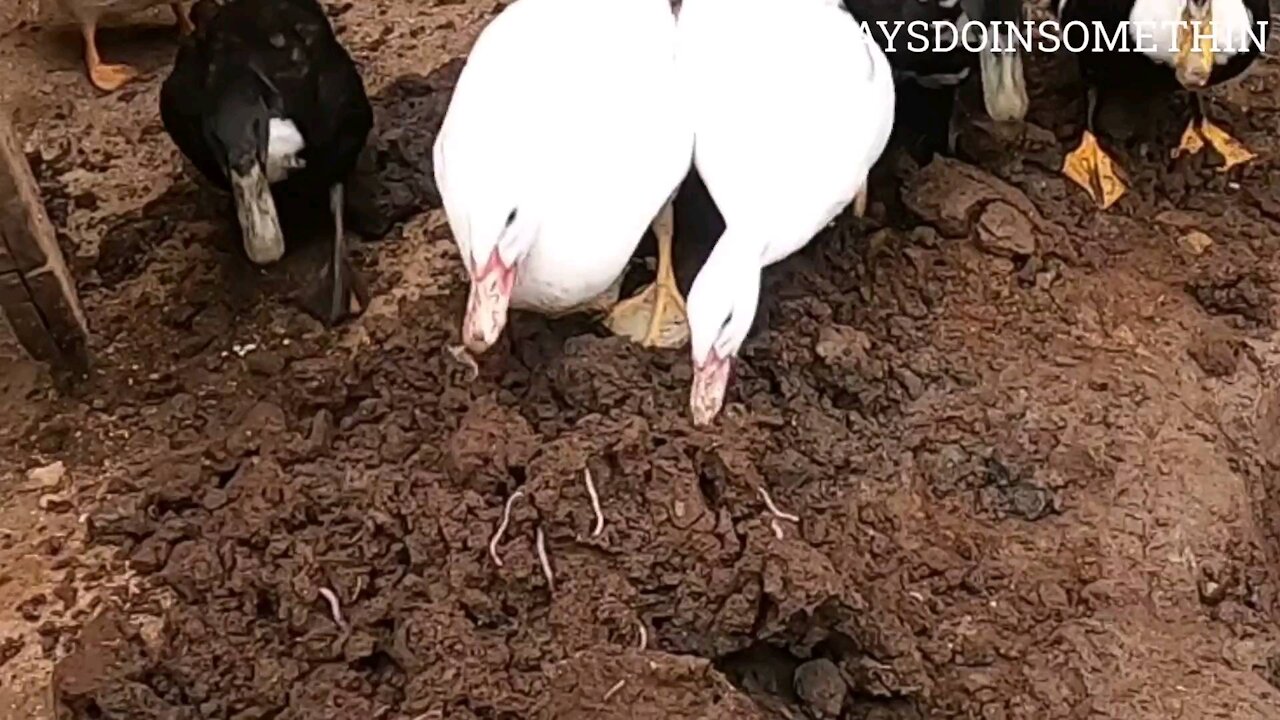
top-left (303, 183), bottom-right (366, 325)
top-left (172, 3), bottom-right (195, 35)
top-left (81, 20), bottom-right (137, 92)
top-left (1061, 85), bottom-right (1127, 209)
top-left (853, 188), bottom-right (868, 218)
top-left (1192, 95), bottom-right (1255, 171)
top-left (328, 184), bottom-right (350, 321)
top-left (603, 200), bottom-right (689, 349)
top-left (1173, 95), bottom-right (1207, 159)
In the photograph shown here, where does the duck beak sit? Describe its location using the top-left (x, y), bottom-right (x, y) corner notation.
top-left (690, 352), bottom-right (732, 426)
top-left (230, 163), bottom-right (285, 264)
top-left (463, 249), bottom-right (516, 353)
top-left (1176, 9), bottom-right (1215, 88)
top-left (979, 49), bottom-right (1028, 123)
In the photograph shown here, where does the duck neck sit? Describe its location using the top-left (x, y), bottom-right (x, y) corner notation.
top-left (695, 225), bottom-right (764, 359)
top-left (210, 74), bottom-right (284, 265)
top-left (210, 75), bottom-right (270, 178)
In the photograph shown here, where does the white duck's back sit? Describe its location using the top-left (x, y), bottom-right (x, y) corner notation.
top-left (435, 0), bottom-right (692, 312)
top-left (677, 0), bottom-right (894, 265)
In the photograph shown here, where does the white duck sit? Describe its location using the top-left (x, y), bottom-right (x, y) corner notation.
top-left (433, 0), bottom-right (694, 354)
top-left (56, 0), bottom-right (193, 91)
top-left (679, 0), bottom-right (896, 425)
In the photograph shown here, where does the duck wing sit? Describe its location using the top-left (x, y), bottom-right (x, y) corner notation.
top-left (679, 0), bottom-right (895, 264)
top-left (435, 0), bottom-right (688, 275)
top-left (161, 28), bottom-right (230, 188)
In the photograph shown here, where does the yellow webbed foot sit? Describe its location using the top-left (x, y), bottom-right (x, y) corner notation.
top-left (1172, 119), bottom-right (1205, 159)
top-left (89, 62), bottom-right (138, 92)
top-left (604, 278), bottom-right (689, 349)
top-left (82, 22), bottom-right (138, 92)
top-left (603, 201), bottom-right (688, 349)
top-left (1198, 119), bottom-right (1255, 172)
top-left (1062, 130), bottom-right (1127, 210)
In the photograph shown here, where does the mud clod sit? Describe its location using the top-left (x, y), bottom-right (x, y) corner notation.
top-left (794, 658), bottom-right (847, 718)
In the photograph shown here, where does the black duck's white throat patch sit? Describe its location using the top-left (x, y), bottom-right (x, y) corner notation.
top-left (266, 118), bottom-right (306, 183)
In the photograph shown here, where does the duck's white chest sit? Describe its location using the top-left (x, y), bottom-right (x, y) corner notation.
top-left (509, 231), bottom-right (636, 313)
top-left (1127, 0), bottom-right (1259, 66)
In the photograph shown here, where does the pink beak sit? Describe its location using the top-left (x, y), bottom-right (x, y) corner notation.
top-left (463, 249), bottom-right (516, 353)
top-left (690, 351), bottom-right (732, 426)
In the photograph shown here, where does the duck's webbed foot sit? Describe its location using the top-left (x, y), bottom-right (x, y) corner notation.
top-left (1198, 119), bottom-right (1255, 171)
top-left (82, 22), bottom-right (138, 92)
top-left (1062, 130), bottom-right (1127, 210)
top-left (1174, 119), bottom-right (1206, 158)
top-left (604, 200), bottom-right (689, 349)
top-left (1172, 97), bottom-right (1255, 172)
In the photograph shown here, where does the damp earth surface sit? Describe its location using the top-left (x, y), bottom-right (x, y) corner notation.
top-left (3, 1), bottom-right (1280, 718)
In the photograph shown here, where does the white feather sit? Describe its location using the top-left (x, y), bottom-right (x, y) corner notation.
top-left (1128, 0), bottom-right (1259, 65)
top-left (681, 0), bottom-right (896, 362)
top-left (433, 0), bottom-right (692, 313)
top-left (266, 118), bottom-right (305, 183)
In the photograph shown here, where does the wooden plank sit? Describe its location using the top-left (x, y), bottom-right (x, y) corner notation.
top-left (0, 109), bottom-right (89, 373)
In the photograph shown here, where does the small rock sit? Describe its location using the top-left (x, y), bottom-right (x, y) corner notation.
top-left (1188, 333), bottom-right (1239, 378)
top-left (0, 637), bottom-right (22, 669)
top-left (380, 425), bottom-right (417, 464)
top-left (1178, 230), bottom-right (1214, 255)
top-left (27, 461), bottom-right (66, 490)
top-left (129, 535), bottom-right (172, 573)
top-left (895, 367), bottom-right (924, 399)
top-left (202, 488), bottom-right (229, 511)
top-left (794, 659), bottom-right (847, 718)
top-left (1007, 483), bottom-right (1054, 521)
top-left (1154, 209), bottom-right (1201, 229)
top-left (302, 410), bottom-right (336, 457)
top-left (815, 325), bottom-right (871, 372)
top-left (245, 350), bottom-right (287, 376)
top-left (38, 494), bottom-right (73, 513)
top-left (16, 594), bottom-right (46, 622)
top-left (975, 202), bottom-right (1035, 258)
top-left (1198, 577), bottom-right (1227, 606)
top-left (909, 225), bottom-right (940, 248)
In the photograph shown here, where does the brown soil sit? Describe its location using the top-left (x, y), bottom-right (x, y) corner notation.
top-left (4, 1), bottom-right (1280, 719)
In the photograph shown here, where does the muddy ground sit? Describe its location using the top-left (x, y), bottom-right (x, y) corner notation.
top-left (4, 1), bottom-right (1280, 718)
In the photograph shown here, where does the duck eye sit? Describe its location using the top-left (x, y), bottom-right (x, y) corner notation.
top-left (505, 209), bottom-right (517, 227)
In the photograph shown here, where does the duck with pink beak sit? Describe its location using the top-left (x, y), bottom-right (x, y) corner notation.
top-left (435, 0), bottom-right (695, 356)
top-left (679, 0), bottom-right (896, 425)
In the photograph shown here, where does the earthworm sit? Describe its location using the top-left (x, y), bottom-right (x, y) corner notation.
top-left (584, 467), bottom-right (604, 537)
top-left (770, 518), bottom-right (785, 540)
top-left (636, 619), bottom-right (648, 651)
top-left (758, 486), bottom-right (800, 523)
top-left (603, 679), bottom-right (627, 702)
top-left (536, 526), bottom-right (555, 592)
top-left (489, 490), bottom-right (525, 567)
top-left (317, 587), bottom-right (347, 630)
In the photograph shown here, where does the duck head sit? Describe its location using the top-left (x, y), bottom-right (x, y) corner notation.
top-left (1175, 0), bottom-right (1215, 88)
top-left (964, 0), bottom-right (1029, 122)
top-left (205, 77), bottom-right (284, 265)
top-left (686, 234), bottom-right (760, 426)
top-left (461, 207), bottom-right (537, 353)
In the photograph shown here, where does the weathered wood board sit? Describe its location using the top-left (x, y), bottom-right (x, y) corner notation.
top-left (0, 110), bottom-right (88, 374)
